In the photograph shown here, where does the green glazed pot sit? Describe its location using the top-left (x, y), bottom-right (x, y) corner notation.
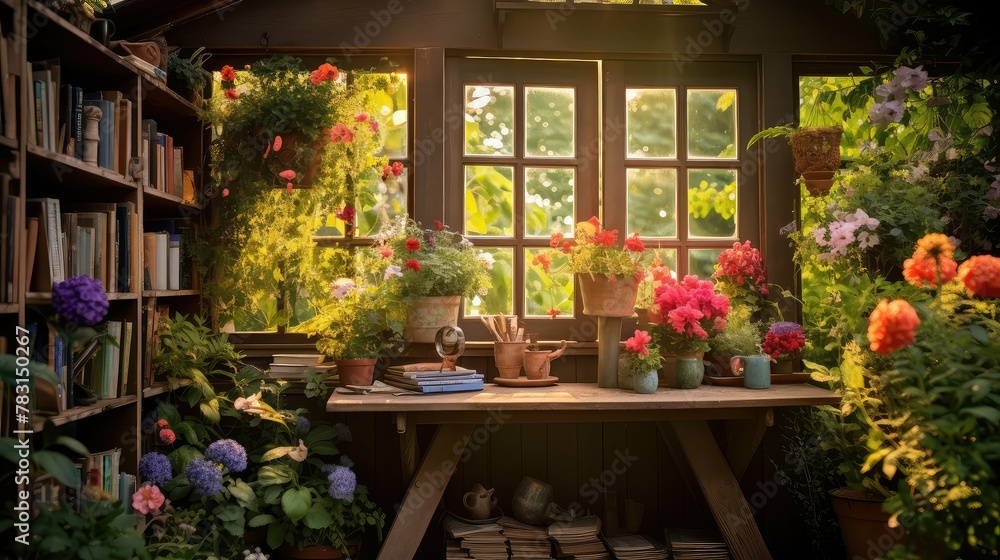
top-left (675, 357), bottom-right (705, 389)
top-left (632, 370), bottom-right (659, 394)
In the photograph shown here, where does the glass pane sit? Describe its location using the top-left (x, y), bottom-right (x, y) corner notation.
top-left (687, 89), bottom-right (737, 159)
top-left (466, 247), bottom-right (515, 316)
top-left (465, 166), bottom-right (515, 236)
top-left (525, 248), bottom-right (574, 318)
top-left (524, 167), bottom-right (575, 238)
top-left (640, 247), bottom-right (678, 272)
top-left (356, 167), bottom-right (408, 238)
top-left (626, 88), bottom-right (677, 158)
top-left (688, 169), bottom-right (737, 238)
top-left (362, 73), bottom-right (407, 159)
top-left (465, 85), bottom-right (514, 156)
top-left (525, 87), bottom-right (575, 157)
top-left (627, 168), bottom-right (677, 238)
top-left (689, 249), bottom-right (725, 279)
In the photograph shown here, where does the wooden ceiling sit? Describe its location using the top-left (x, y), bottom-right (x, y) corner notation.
top-left (108, 0), bottom-right (243, 40)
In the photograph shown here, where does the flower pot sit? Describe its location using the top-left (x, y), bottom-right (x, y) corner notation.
top-left (801, 170), bottom-right (835, 196)
top-left (675, 355), bottom-right (705, 389)
top-left (494, 341), bottom-right (526, 379)
top-left (789, 126), bottom-right (842, 175)
top-left (278, 540), bottom-right (359, 559)
top-left (632, 370), bottom-right (659, 394)
top-left (829, 488), bottom-right (902, 560)
top-left (58, 4), bottom-right (95, 34)
top-left (578, 273), bottom-right (640, 318)
top-left (404, 296), bottom-right (462, 343)
top-left (334, 359), bottom-right (377, 387)
top-left (772, 356), bottom-right (796, 374)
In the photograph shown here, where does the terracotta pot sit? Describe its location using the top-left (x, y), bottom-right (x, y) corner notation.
top-left (494, 341), bottom-right (526, 379)
top-left (801, 170), bottom-right (836, 196)
top-left (404, 296), bottom-right (461, 343)
top-left (789, 126), bottom-right (842, 175)
top-left (829, 488), bottom-right (903, 560)
top-left (278, 540), bottom-right (359, 559)
top-left (523, 341), bottom-right (567, 379)
top-left (577, 273), bottom-right (640, 318)
top-left (334, 359), bottom-right (377, 387)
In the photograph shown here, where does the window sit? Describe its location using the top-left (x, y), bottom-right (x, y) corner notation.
top-left (448, 58), bottom-right (759, 340)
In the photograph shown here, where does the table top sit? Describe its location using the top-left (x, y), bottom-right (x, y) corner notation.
top-left (326, 382), bottom-right (839, 413)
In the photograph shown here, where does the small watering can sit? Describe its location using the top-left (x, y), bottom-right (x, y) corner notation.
top-left (463, 483), bottom-right (498, 520)
top-left (523, 340), bottom-right (568, 379)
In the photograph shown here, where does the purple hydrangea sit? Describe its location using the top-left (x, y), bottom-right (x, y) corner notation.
top-left (139, 452), bottom-right (173, 486)
top-left (204, 439), bottom-right (247, 473)
top-left (334, 422), bottom-right (352, 442)
top-left (52, 275), bottom-right (109, 326)
top-left (327, 465), bottom-right (357, 502)
top-left (769, 322), bottom-right (803, 336)
top-left (296, 416), bottom-right (311, 435)
top-left (185, 458), bottom-right (223, 497)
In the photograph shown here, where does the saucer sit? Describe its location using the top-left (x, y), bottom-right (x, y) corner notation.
top-left (492, 376), bottom-right (559, 387)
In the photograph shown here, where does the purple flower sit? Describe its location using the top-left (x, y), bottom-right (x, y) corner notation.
top-left (894, 65), bottom-right (928, 91)
top-left (139, 452), bottom-right (173, 486)
top-left (334, 422), bottom-right (353, 442)
top-left (52, 275), bottom-right (109, 326)
top-left (769, 322), bottom-right (803, 336)
top-left (204, 439), bottom-right (247, 473)
top-left (185, 458), bottom-right (223, 497)
top-left (296, 416), bottom-right (311, 435)
top-left (327, 465), bottom-right (357, 502)
top-left (869, 100), bottom-right (906, 125)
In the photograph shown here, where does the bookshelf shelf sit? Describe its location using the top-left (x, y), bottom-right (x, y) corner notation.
top-left (142, 289), bottom-right (200, 298)
top-left (26, 291), bottom-right (139, 304)
top-left (141, 76), bottom-right (202, 120)
top-left (47, 394), bottom-right (138, 427)
top-left (143, 378), bottom-right (193, 398)
top-left (143, 186), bottom-right (202, 214)
top-left (0, 133), bottom-right (16, 151)
top-left (26, 1), bottom-right (140, 81)
top-left (27, 145), bottom-right (138, 193)
top-left (0, 301), bottom-right (18, 314)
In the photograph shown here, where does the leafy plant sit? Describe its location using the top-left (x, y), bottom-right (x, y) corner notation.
top-left (22, 501), bottom-right (148, 560)
top-left (167, 47), bottom-right (212, 99)
top-left (300, 279), bottom-right (403, 360)
top-left (619, 330), bottom-right (663, 375)
top-left (708, 307), bottom-right (762, 357)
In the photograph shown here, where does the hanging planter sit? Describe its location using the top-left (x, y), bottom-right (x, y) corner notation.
top-left (271, 133), bottom-right (329, 189)
top-left (789, 126), bottom-right (843, 175)
top-left (801, 170), bottom-right (836, 196)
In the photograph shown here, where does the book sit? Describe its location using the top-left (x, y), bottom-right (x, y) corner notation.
top-left (168, 234), bottom-right (180, 290)
top-left (182, 170), bottom-right (196, 202)
top-left (383, 373), bottom-right (484, 386)
top-left (142, 120), bottom-right (157, 189)
top-left (115, 203), bottom-right (133, 292)
top-left (59, 84), bottom-right (73, 155)
top-left (82, 98), bottom-right (114, 170)
top-left (72, 204), bottom-right (118, 293)
top-left (118, 98), bottom-right (132, 177)
top-left (121, 54), bottom-right (167, 82)
top-left (271, 354), bottom-right (329, 366)
top-left (142, 298), bottom-right (157, 387)
top-left (120, 321), bottom-right (133, 397)
top-left (381, 379), bottom-right (485, 393)
top-left (26, 198), bottom-right (65, 290)
top-left (104, 321), bottom-right (122, 399)
top-left (76, 212), bottom-right (107, 287)
top-left (142, 232), bottom-right (157, 291)
top-left (172, 146), bottom-right (184, 197)
top-left (268, 363), bottom-right (336, 374)
top-left (33, 80), bottom-right (46, 149)
top-left (72, 86), bottom-right (84, 159)
top-left (155, 232), bottom-right (168, 290)
top-left (386, 365), bottom-right (480, 379)
top-left (0, 28), bottom-right (15, 139)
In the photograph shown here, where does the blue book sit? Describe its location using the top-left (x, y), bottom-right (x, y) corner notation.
top-left (81, 98), bottom-right (114, 170)
top-left (382, 380), bottom-right (485, 393)
top-left (53, 335), bottom-right (65, 411)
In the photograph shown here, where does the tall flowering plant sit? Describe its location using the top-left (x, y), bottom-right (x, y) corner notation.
top-left (548, 216), bottom-right (645, 278)
top-left (650, 275), bottom-right (730, 354)
top-left (712, 241), bottom-right (769, 310)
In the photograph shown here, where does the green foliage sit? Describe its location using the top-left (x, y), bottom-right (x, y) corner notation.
top-left (709, 307), bottom-right (762, 356)
top-left (300, 281), bottom-right (403, 360)
top-left (167, 48), bottom-right (212, 96)
top-left (23, 501), bottom-right (148, 560)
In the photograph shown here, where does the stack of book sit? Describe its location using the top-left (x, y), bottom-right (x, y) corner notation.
top-left (383, 365), bottom-right (485, 394)
top-left (443, 514), bottom-right (507, 560)
top-left (603, 534), bottom-right (669, 560)
top-left (549, 516), bottom-right (610, 559)
top-left (665, 529), bottom-right (730, 560)
top-left (268, 354), bottom-right (337, 381)
top-left (499, 516), bottom-right (553, 559)
top-left (143, 219), bottom-right (195, 291)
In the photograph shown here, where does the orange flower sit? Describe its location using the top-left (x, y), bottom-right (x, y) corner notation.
top-left (958, 255), bottom-right (1000, 298)
top-left (547, 308), bottom-right (561, 318)
top-left (310, 63), bottom-right (339, 85)
top-left (329, 123), bottom-right (354, 143)
top-left (224, 88), bottom-right (239, 100)
top-left (532, 252), bottom-right (553, 273)
top-left (220, 65), bottom-right (236, 82)
top-left (916, 233), bottom-right (955, 260)
top-left (903, 249), bottom-right (957, 287)
top-left (549, 233), bottom-right (564, 248)
top-left (867, 299), bottom-right (920, 355)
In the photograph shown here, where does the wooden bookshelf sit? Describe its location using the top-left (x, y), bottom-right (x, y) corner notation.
top-left (0, 133), bottom-right (16, 151)
top-left (142, 289), bottom-right (200, 298)
top-left (26, 145), bottom-right (139, 193)
top-left (26, 291), bottom-right (139, 304)
top-left (143, 186), bottom-right (201, 213)
top-left (26, 1), bottom-right (140, 81)
top-left (141, 75), bottom-right (203, 119)
top-left (46, 394), bottom-right (138, 427)
top-left (0, 301), bottom-right (17, 314)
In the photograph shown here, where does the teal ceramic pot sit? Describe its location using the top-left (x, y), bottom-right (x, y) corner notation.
top-left (632, 370), bottom-right (659, 394)
top-left (731, 355), bottom-right (771, 389)
top-left (675, 357), bottom-right (704, 389)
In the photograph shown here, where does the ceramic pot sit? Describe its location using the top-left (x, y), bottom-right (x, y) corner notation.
top-left (523, 341), bottom-right (568, 379)
top-left (577, 273), bottom-right (640, 317)
top-left (772, 356), bottom-right (795, 374)
top-left (675, 356), bottom-right (705, 389)
top-left (494, 341), bottom-right (526, 379)
top-left (463, 483), bottom-right (498, 520)
top-left (512, 476), bottom-right (557, 526)
top-left (334, 358), bottom-right (377, 387)
top-left (278, 540), bottom-right (359, 559)
top-left (404, 296), bottom-right (461, 343)
top-left (731, 355), bottom-right (771, 389)
top-left (829, 488), bottom-right (899, 560)
top-left (632, 370), bottom-right (659, 394)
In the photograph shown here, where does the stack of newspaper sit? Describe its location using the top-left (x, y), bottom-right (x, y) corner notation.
top-left (549, 516), bottom-right (610, 559)
top-left (665, 529), bottom-right (730, 560)
top-left (443, 514), bottom-right (507, 559)
top-left (603, 534), bottom-right (669, 560)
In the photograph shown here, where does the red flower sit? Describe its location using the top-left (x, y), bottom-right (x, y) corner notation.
top-left (561, 241), bottom-right (573, 254)
top-left (624, 233), bottom-right (644, 252)
top-left (156, 419), bottom-right (169, 428)
top-left (958, 255), bottom-right (1000, 298)
top-left (370, 121), bottom-right (379, 133)
top-left (381, 164), bottom-right (393, 181)
top-left (434, 220), bottom-right (444, 231)
top-left (903, 250), bottom-right (957, 287)
top-left (405, 259), bottom-right (421, 271)
top-left (594, 229), bottom-right (618, 247)
top-left (532, 252), bottom-right (553, 273)
top-left (355, 112), bottom-right (369, 122)
top-left (549, 233), bottom-right (564, 248)
top-left (310, 63), bottom-right (339, 84)
top-left (336, 205), bottom-right (356, 224)
top-left (547, 308), bottom-right (562, 318)
top-left (279, 169), bottom-right (296, 181)
top-left (405, 237), bottom-right (421, 251)
top-left (391, 161), bottom-right (404, 176)
top-left (867, 299), bottom-right (920, 355)
top-left (329, 124), bottom-right (354, 143)
top-left (221, 188), bottom-right (230, 197)
top-left (224, 88), bottom-right (239, 100)
top-left (220, 65), bottom-right (236, 82)
top-left (159, 428), bottom-right (176, 444)
top-left (625, 329), bottom-right (652, 356)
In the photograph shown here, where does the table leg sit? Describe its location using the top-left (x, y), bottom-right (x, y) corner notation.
top-left (724, 408), bottom-right (773, 480)
top-left (664, 420), bottom-right (773, 560)
top-left (377, 423), bottom-right (476, 560)
top-left (396, 413), bottom-right (420, 482)
top-left (597, 316), bottom-right (623, 388)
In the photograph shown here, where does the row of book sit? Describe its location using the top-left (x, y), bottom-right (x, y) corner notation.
top-left (25, 197), bottom-right (138, 293)
top-left (383, 365), bottom-right (485, 393)
top-left (143, 219), bottom-right (195, 291)
top-left (1, 173), bottom-right (21, 302)
top-left (34, 449), bottom-right (137, 514)
top-left (444, 514), bottom-right (609, 560)
top-left (143, 119), bottom-right (197, 200)
top-left (0, 22), bottom-right (17, 140)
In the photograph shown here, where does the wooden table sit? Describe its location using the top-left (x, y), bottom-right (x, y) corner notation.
top-left (327, 383), bottom-right (839, 560)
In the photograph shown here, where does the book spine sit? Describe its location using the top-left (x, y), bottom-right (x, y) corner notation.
top-left (34, 81), bottom-right (43, 147)
top-left (73, 87), bottom-right (84, 159)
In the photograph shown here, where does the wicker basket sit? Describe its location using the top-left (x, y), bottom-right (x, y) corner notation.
top-left (788, 126), bottom-right (843, 175)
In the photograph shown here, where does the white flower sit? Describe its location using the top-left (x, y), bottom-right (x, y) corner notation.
top-left (288, 440), bottom-right (308, 462)
top-left (894, 65), bottom-right (928, 91)
top-left (330, 278), bottom-right (356, 299)
top-left (907, 164), bottom-right (929, 183)
top-left (479, 252), bottom-right (496, 270)
top-left (234, 392), bottom-right (266, 415)
top-left (383, 264), bottom-right (403, 280)
top-left (875, 81), bottom-right (904, 101)
top-left (869, 100), bottom-right (906, 125)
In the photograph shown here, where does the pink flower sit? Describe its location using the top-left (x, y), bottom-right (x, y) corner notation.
top-left (273, 136), bottom-right (283, 151)
top-left (132, 484), bottom-right (165, 515)
top-left (625, 330), bottom-right (652, 356)
top-left (286, 183), bottom-right (294, 193)
top-left (391, 161), bottom-right (404, 176)
top-left (159, 429), bottom-right (176, 444)
top-left (221, 188), bottom-right (230, 197)
top-left (355, 113), bottom-right (369, 122)
top-left (336, 205), bottom-right (356, 224)
top-left (380, 247), bottom-right (394, 259)
top-left (330, 124), bottom-right (354, 143)
top-left (224, 88), bottom-right (239, 100)
top-left (370, 121), bottom-right (379, 133)
top-left (279, 169), bottom-right (296, 181)
top-left (156, 419), bottom-right (169, 428)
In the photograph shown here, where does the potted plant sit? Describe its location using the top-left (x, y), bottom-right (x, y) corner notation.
top-left (762, 321), bottom-right (806, 373)
top-left (705, 307), bottom-right (762, 377)
top-left (747, 124), bottom-right (843, 195)
top-left (617, 329), bottom-right (662, 394)
top-left (24, 500), bottom-right (149, 559)
top-left (167, 47), bottom-right (212, 108)
top-left (373, 216), bottom-right (490, 343)
top-left (634, 256), bottom-right (673, 326)
top-left (43, 0), bottom-right (108, 33)
top-left (648, 275), bottom-right (730, 389)
top-left (300, 278), bottom-right (403, 385)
